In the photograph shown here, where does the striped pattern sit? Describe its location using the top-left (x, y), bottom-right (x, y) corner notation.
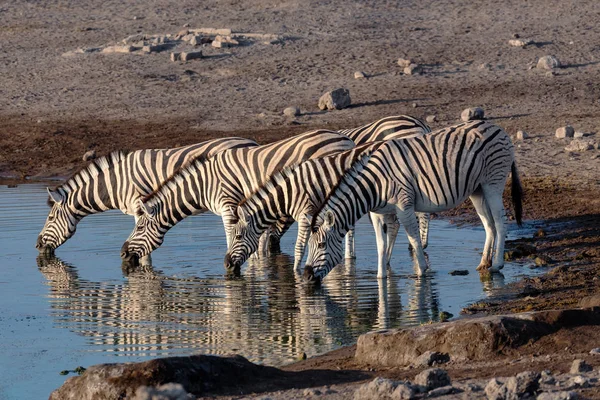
top-left (120, 129), bottom-right (357, 267)
top-left (339, 115), bottom-right (431, 144)
top-left (304, 121), bottom-right (522, 283)
top-left (36, 137), bottom-right (257, 253)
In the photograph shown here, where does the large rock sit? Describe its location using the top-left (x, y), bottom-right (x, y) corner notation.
top-left (50, 354), bottom-right (283, 400)
top-left (537, 55), bottom-right (561, 70)
top-left (318, 88), bottom-right (351, 110)
top-left (555, 125), bottom-right (574, 138)
top-left (355, 309), bottom-right (600, 367)
top-left (565, 138), bottom-right (596, 152)
top-left (461, 107), bottom-right (485, 121)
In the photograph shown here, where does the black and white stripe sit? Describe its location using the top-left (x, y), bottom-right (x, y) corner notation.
top-left (304, 121), bottom-right (523, 283)
top-left (36, 137), bottom-right (257, 255)
top-left (120, 129), bottom-right (357, 269)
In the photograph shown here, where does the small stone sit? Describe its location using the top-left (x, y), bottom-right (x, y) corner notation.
top-left (540, 370), bottom-right (555, 385)
top-left (414, 351), bottom-right (450, 367)
top-left (449, 269), bottom-right (469, 276)
top-left (565, 138), bottom-right (596, 152)
top-left (537, 55), bottom-right (561, 70)
top-left (439, 311), bottom-right (453, 322)
top-left (505, 371), bottom-right (540, 396)
top-left (354, 71), bottom-right (366, 79)
top-left (516, 130), bottom-right (529, 140)
top-left (142, 43), bottom-right (170, 53)
top-left (567, 375), bottom-right (589, 388)
top-left (397, 58), bottom-right (412, 67)
top-left (404, 64), bottom-right (422, 75)
top-left (102, 45), bottom-right (134, 54)
top-left (461, 107), bottom-right (485, 122)
top-left (283, 107), bottom-right (300, 117)
top-left (183, 23), bottom-right (190, 28)
top-left (170, 52), bottom-right (181, 62)
top-left (479, 63), bottom-right (492, 70)
top-left (555, 126), bottom-right (574, 139)
top-left (212, 40), bottom-right (226, 48)
top-left (570, 359), bottom-right (592, 374)
top-left (513, 33), bottom-right (520, 39)
top-left (189, 35), bottom-right (202, 46)
top-left (303, 388), bottom-right (322, 396)
top-left (82, 150), bottom-right (96, 162)
top-left (425, 115), bottom-right (437, 123)
top-left (414, 368), bottom-right (450, 391)
top-left (537, 391), bottom-right (579, 400)
top-left (318, 88), bottom-right (351, 110)
top-left (353, 377), bottom-right (415, 400)
top-left (412, 102), bottom-right (418, 108)
top-left (534, 255), bottom-right (552, 266)
top-left (180, 51), bottom-right (203, 61)
top-left (427, 386), bottom-right (453, 397)
top-left (298, 352), bottom-right (307, 361)
top-left (573, 131), bottom-right (585, 138)
top-left (485, 378), bottom-right (507, 400)
top-left (589, 348), bottom-right (600, 355)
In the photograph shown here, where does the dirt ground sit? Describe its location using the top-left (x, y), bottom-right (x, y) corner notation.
top-left (2, 0), bottom-right (600, 398)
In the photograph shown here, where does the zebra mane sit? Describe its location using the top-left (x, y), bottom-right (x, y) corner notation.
top-left (309, 142), bottom-right (384, 233)
top-left (142, 155), bottom-right (209, 205)
top-left (237, 164), bottom-right (300, 210)
top-left (51, 150), bottom-right (130, 196)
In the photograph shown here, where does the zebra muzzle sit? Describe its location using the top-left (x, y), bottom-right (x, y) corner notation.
top-left (36, 235), bottom-right (55, 254)
top-left (120, 241), bottom-right (140, 266)
top-left (223, 253), bottom-right (242, 274)
top-left (303, 265), bottom-right (322, 285)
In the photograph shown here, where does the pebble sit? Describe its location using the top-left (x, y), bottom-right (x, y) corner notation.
top-left (570, 359), bottom-right (593, 374)
top-left (354, 71), bottom-right (366, 79)
top-left (180, 51), bottom-right (203, 61)
top-left (414, 368), bottom-right (450, 391)
top-left (565, 139), bottom-right (596, 152)
top-left (461, 107), bottom-right (485, 122)
top-left (412, 102), bottom-right (418, 108)
top-left (397, 58), bottom-right (412, 67)
top-left (404, 64), bottom-right (422, 75)
top-left (535, 255), bottom-right (552, 266)
top-left (283, 106), bottom-right (300, 117)
top-left (425, 115), bottom-right (437, 123)
top-left (505, 371), bottom-right (540, 396)
top-left (537, 55), bottom-right (561, 70)
top-left (508, 38), bottom-right (531, 47)
top-left (555, 125), bottom-right (574, 139)
top-left (537, 391), bottom-right (579, 400)
top-left (516, 130), bottom-right (529, 140)
top-left (590, 348), bottom-right (600, 355)
top-left (318, 88), bottom-right (351, 110)
top-left (573, 131), bottom-right (585, 138)
top-left (82, 150), bottom-right (96, 162)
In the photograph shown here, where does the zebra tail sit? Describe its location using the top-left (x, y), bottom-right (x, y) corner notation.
top-left (511, 162), bottom-right (523, 227)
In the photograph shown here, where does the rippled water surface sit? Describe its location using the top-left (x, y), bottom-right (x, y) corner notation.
top-left (0, 184), bottom-right (538, 399)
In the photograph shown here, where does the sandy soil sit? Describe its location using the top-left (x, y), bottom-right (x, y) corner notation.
top-left (3, 0), bottom-right (600, 399)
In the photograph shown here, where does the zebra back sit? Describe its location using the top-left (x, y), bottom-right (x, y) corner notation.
top-left (338, 115), bottom-right (431, 144)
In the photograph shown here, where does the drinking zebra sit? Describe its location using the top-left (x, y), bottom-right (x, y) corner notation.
top-left (303, 121), bottom-right (523, 283)
top-left (119, 129), bottom-right (357, 268)
top-left (36, 137), bottom-right (258, 260)
top-left (223, 142), bottom-right (430, 272)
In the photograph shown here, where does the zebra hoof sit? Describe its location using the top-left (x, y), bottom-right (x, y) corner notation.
top-left (476, 262), bottom-right (492, 271)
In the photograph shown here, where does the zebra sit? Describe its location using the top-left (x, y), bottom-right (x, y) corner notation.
top-left (36, 137), bottom-right (258, 261)
top-left (119, 129), bottom-right (358, 269)
top-left (303, 120), bottom-right (523, 284)
top-left (223, 141), bottom-right (430, 273)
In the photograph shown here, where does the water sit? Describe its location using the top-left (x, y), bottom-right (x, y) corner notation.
top-left (0, 184), bottom-right (538, 399)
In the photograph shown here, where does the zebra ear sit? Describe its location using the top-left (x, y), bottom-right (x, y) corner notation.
top-left (237, 207), bottom-right (249, 224)
top-left (47, 188), bottom-right (64, 205)
top-left (324, 210), bottom-right (335, 227)
top-left (137, 198), bottom-right (155, 218)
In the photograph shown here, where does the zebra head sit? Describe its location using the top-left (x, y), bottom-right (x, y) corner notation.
top-left (120, 199), bottom-right (165, 266)
top-left (36, 188), bottom-right (80, 254)
top-left (223, 207), bottom-right (258, 275)
top-left (304, 210), bottom-right (344, 284)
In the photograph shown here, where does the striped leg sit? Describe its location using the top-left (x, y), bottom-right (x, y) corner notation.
top-left (396, 206), bottom-right (427, 276)
top-left (252, 227), bottom-right (272, 260)
top-left (417, 212), bottom-right (430, 249)
top-left (371, 213), bottom-right (389, 279)
top-left (470, 189), bottom-right (496, 271)
top-left (482, 184), bottom-right (507, 271)
top-left (344, 229), bottom-right (356, 259)
top-left (294, 218), bottom-right (311, 271)
top-left (384, 213), bottom-right (400, 267)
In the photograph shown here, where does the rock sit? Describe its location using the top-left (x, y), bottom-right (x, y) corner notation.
top-left (412, 102), bottom-right (418, 108)
top-left (565, 138), bottom-right (596, 152)
top-left (283, 107), bottom-right (300, 117)
top-left (122, 33), bottom-right (146, 44)
top-left (461, 107), bottom-right (485, 122)
top-left (537, 55), bottom-right (561, 70)
top-left (555, 126), bottom-right (574, 139)
top-left (573, 131), bottom-right (586, 138)
top-left (540, 370), bottom-right (555, 385)
top-left (537, 392), bottom-right (579, 400)
top-left (508, 39), bottom-right (531, 47)
top-left (212, 35), bottom-right (239, 48)
top-left (427, 386), bottom-right (454, 397)
top-left (318, 88), bottom-right (351, 110)
top-left (102, 45), bottom-right (134, 54)
top-left (170, 52), bottom-right (181, 62)
top-left (191, 27), bottom-right (232, 36)
top-left (403, 64), bottom-right (422, 75)
top-left (353, 377), bottom-right (415, 400)
top-left (303, 388), bottom-right (322, 396)
top-left (505, 371), bottom-right (540, 397)
top-left (189, 35), bottom-right (203, 46)
top-left (413, 368), bottom-right (450, 391)
top-left (566, 375), bottom-right (589, 389)
top-left (534, 255), bottom-right (552, 266)
top-left (50, 354), bottom-right (284, 400)
top-left (438, 311), bottom-right (453, 322)
top-left (516, 130), bottom-right (529, 140)
top-left (449, 269), bottom-right (469, 276)
top-left (534, 229), bottom-right (546, 238)
top-left (142, 44), bottom-right (170, 53)
top-left (354, 71), bottom-right (366, 79)
top-left (82, 150), bottom-right (96, 162)
top-left (590, 348), bottom-right (600, 354)
top-left (414, 351), bottom-right (450, 367)
top-left (181, 51), bottom-right (203, 61)
top-left (134, 383), bottom-right (192, 400)
top-left (484, 378), bottom-right (507, 400)
top-left (355, 309), bottom-right (600, 368)
top-left (397, 58), bottom-right (412, 68)
top-left (425, 115), bottom-right (437, 123)
top-left (570, 359), bottom-right (592, 374)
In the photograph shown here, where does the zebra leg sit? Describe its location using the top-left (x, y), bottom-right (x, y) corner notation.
top-left (396, 206), bottom-right (427, 276)
top-left (470, 190), bottom-right (496, 271)
top-left (417, 212), bottom-right (430, 249)
top-left (252, 226), bottom-right (272, 260)
top-left (482, 185), bottom-right (507, 271)
top-left (294, 218), bottom-right (310, 271)
top-left (344, 229), bottom-right (356, 259)
top-left (384, 213), bottom-right (400, 267)
top-left (370, 213), bottom-right (389, 279)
